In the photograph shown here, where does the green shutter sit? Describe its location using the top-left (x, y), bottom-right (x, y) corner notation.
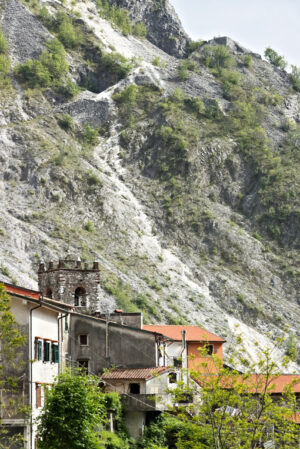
top-left (44, 341), bottom-right (50, 362)
top-left (52, 343), bottom-right (59, 363)
top-left (38, 340), bottom-right (42, 361)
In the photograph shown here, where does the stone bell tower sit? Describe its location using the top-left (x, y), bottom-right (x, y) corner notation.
top-left (38, 255), bottom-right (102, 312)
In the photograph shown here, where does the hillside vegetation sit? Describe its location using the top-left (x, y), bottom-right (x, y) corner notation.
top-left (0, 0), bottom-right (299, 367)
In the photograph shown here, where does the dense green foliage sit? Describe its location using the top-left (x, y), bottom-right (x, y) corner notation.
top-left (0, 28), bottom-right (11, 88)
top-left (15, 39), bottom-right (69, 88)
top-left (37, 372), bottom-right (106, 449)
top-left (264, 47), bottom-right (287, 69)
top-left (0, 284), bottom-right (27, 449)
top-left (290, 65), bottom-right (300, 92)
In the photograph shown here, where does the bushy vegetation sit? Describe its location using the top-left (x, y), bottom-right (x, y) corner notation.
top-left (0, 27), bottom-right (11, 88)
top-left (0, 28), bottom-right (8, 54)
top-left (290, 65), bottom-right (300, 91)
top-left (188, 39), bottom-right (203, 54)
top-left (177, 59), bottom-right (197, 81)
top-left (203, 45), bottom-right (236, 72)
top-left (39, 8), bottom-right (81, 49)
top-left (96, 0), bottom-right (147, 37)
top-left (264, 47), bottom-right (287, 69)
top-left (101, 51), bottom-right (133, 79)
top-left (15, 39), bottom-right (69, 88)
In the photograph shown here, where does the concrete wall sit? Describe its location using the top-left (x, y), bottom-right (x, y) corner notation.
top-left (124, 410), bottom-right (146, 440)
top-left (70, 314), bottom-right (158, 373)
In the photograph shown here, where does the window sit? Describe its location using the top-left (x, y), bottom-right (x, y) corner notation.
top-left (79, 334), bottom-right (88, 346)
top-left (52, 342), bottom-right (59, 363)
top-left (35, 338), bottom-right (43, 361)
top-left (74, 287), bottom-right (86, 307)
top-left (169, 372), bottom-right (177, 384)
top-left (206, 344), bottom-right (214, 356)
top-left (174, 357), bottom-right (182, 368)
top-left (43, 341), bottom-right (50, 362)
top-left (78, 359), bottom-right (89, 372)
top-left (129, 383), bottom-right (140, 394)
top-left (46, 287), bottom-right (53, 298)
top-left (36, 384), bottom-right (42, 408)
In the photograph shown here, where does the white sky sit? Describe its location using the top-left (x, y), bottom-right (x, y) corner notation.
top-left (170, 0), bottom-right (300, 68)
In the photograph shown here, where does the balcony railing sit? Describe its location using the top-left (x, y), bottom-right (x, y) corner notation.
top-left (122, 394), bottom-right (170, 412)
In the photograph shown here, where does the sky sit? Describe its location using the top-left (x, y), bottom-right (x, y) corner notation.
top-left (170, 0), bottom-right (300, 68)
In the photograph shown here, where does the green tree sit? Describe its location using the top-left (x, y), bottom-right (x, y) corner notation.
top-left (264, 47), bottom-right (287, 69)
top-left (37, 371), bottom-right (108, 449)
top-left (167, 338), bottom-right (299, 449)
top-left (290, 65), bottom-right (300, 91)
top-left (0, 284), bottom-right (27, 449)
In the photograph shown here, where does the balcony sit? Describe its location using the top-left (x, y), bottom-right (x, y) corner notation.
top-left (122, 394), bottom-right (170, 412)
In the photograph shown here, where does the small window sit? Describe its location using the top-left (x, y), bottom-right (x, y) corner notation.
top-left (35, 339), bottom-right (43, 361)
top-left (52, 342), bottom-right (59, 363)
top-left (174, 357), bottom-right (182, 368)
top-left (129, 383), bottom-right (140, 394)
top-left (79, 334), bottom-right (88, 346)
top-left (36, 384), bottom-right (42, 408)
top-left (78, 360), bottom-right (89, 373)
top-left (46, 288), bottom-right (53, 299)
top-left (206, 344), bottom-right (214, 356)
top-left (43, 341), bottom-right (50, 362)
top-left (169, 372), bottom-right (177, 384)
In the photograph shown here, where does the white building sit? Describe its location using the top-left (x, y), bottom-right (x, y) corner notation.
top-left (2, 283), bottom-right (72, 449)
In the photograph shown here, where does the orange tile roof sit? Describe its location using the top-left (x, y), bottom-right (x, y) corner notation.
top-left (102, 367), bottom-right (170, 380)
top-left (4, 283), bottom-right (40, 300)
top-left (195, 374), bottom-right (300, 394)
top-left (143, 325), bottom-right (225, 342)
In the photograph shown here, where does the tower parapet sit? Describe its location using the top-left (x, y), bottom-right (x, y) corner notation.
top-left (38, 256), bottom-right (101, 312)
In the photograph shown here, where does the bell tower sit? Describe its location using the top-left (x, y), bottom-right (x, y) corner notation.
top-left (38, 255), bottom-right (102, 312)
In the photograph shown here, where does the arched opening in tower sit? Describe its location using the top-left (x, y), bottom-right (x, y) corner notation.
top-left (74, 287), bottom-right (86, 307)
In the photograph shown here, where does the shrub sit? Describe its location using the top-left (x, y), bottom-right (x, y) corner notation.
top-left (82, 123), bottom-right (99, 145)
top-left (58, 78), bottom-right (80, 98)
top-left (290, 65), bottom-right (300, 92)
top-left (15, 39), bottom-right (69, 88)
top-left (133, 22), bottom-right (147, 38)
top-left (58, 114), bottom-right (73, 130)
top-left (188, 39), bottom-right (203, 54)
top-left (205, 45), bottom-right (235, 72)
top-left (0, 54), bottom-right (10, 77)
top-left (97, 0), bottom-right (133, 35)
top-left (58, 20), bottom-right (78, 48)
top-left (84, 220), bottom-right (94, 232)
top-left (264, 47), bottom-right (287, 69)
top-left (0, 29), bottom-right (8, 54)
top-left (38, 6), bottom-right (53, 28)
top-left (188, 97), bottom-right (205, 115)
top-left (177, 59), bottom-right (197, 81)
top-left (101, 52), bottom-right (132, 78)
top-left (112, 84), bottom-right (138, 106)
top-left (152, 56), bottom-right (161, 67)
top-left (86, 171), bottom-right (103, 187)
top-left (243, 54), bottom-right (253, 68)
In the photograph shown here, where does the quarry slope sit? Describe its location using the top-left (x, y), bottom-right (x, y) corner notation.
top-left (0, 0), bottom-right (299, 369)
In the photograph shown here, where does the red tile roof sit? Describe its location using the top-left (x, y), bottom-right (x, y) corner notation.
top-left (102, 367), bottom-right (170, 380)
top-left (143, 325), bottom-right (225, 342)
top-left (4, 283), bottom-right (40, 300)
top-left (195, 374), bottom-right (300, 394)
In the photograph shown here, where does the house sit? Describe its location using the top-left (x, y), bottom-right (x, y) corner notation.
top-left (102, 367), bottom-right (173, 439)
top-left (143, 324), bottom-right (225, 373)
top-left (1, 283), bottom-right (72, 449)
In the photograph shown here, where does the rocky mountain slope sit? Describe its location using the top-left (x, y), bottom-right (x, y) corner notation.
top-left (0, 0), bottom-right (299, 369)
